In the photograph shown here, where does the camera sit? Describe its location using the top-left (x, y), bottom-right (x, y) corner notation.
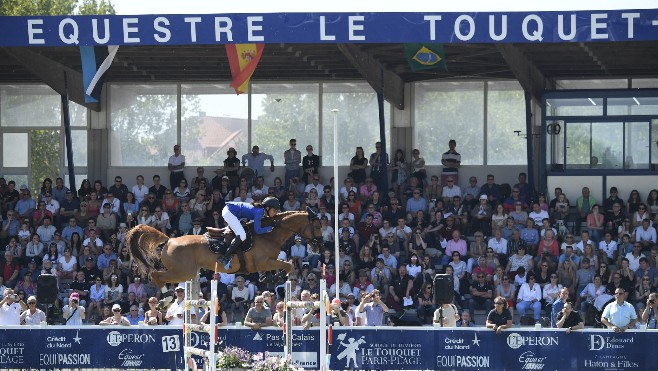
top-left (650, 299), bottom-right (655, 305)
top-left (71, 299), bottom-right (79, 305)
top-left (10, 294), bottom-right (18, 300)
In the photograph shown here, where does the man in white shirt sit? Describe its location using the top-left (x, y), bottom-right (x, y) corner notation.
top-left (598, 232), bottom-right (618, 265)
top-left (304, 175), bottom-right (324, 197)
top-left (574, 231), bottom-right (594, 255)
top-left (165, 285), bottom-right (192, 326)
top-left (44, 193), bottom-right (60, 217)
top-left (0, 289), bottom-right (26, 325)
top-left (636, 219), bottom-right (657, 249)
top-left (101, 193), bottom-right (121, 215)
top-left (36, 217), bottom-right (57, 244)
top-left (488, 229), bottom-right (508, 255)
top-left (601, 288), bottom-right (637, 332)
top-left (82, 229), bottom-right (104, 253)
top-left (528, 203), bottom-right (549, 226)
top-left (441, 177), bottom-right (461, 203)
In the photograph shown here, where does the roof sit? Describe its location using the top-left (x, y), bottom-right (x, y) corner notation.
top-left (3, 41), bottom-right (657, 84)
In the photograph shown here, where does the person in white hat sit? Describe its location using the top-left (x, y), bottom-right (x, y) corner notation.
top-left (472, 194), bottom-right (493, 233)
top-left (165, 284), bottom-right (196, 325)
top-left (20, 295), bottom-right (46, 325)
top-left (100, 303), bottom-right (130, 326)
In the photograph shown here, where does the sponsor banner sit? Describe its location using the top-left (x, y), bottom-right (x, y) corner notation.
top-left (0, 327), bottom-right (655, 369)
top-left (331, 328), bottom-right (657, 370)
top-left (0, 328), bottom-right (170, 369)
top-left (2, 10), bottom-right (658, 46)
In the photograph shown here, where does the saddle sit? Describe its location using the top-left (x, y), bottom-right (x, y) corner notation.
top-left (206, 226), bottom-right (227, 238)
top-left (204, 227), bottom-right (253, 255)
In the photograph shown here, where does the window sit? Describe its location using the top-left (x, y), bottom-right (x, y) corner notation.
top-left (415, 81), bottom-right (484, 165)
top-left (625, 121), bottom-right (650, 169)
top-left (487, 81), bottom-right (527, 165)
top-left (181, 83), bottom-right (249, 166)
top-left (564, 121), bottom-right (649, 170)
top-left (0, 85), bottom-right (61, 127)
top-left (322, 83), bottom-right (390, 166)
top-left (3, 133), bottom-right (28, 167)
top-left (109, 84), bottom-right (177, 166)
top-left (252, 83), bottom-right (320, 165)
top-left (545, 89), bottom-right (658, 173)
top-left (65, 130), bottom-right (88, 167)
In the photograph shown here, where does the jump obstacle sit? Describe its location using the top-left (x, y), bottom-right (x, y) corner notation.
top-left (183, 276), bottom-right (218, 371)
top-left (180, 276), bottom-right (329, 371)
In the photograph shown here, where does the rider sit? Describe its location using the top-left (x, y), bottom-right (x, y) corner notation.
top-left (221, 196), bottom-right (280, 269)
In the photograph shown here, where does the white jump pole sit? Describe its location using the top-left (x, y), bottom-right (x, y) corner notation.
top-left (285, 279), bottom-right (327, 370)
top-left (184, 278), bottom-right (218, 371)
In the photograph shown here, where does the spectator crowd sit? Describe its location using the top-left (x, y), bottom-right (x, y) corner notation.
top-left (0, 140), bottom-right (656, 332)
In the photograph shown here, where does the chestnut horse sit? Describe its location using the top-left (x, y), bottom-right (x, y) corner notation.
top-left (127, 211), bottom-right (323, 289)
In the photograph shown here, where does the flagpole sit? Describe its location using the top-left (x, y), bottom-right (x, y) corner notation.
top-left (332, 108), bottom-right (340, 300)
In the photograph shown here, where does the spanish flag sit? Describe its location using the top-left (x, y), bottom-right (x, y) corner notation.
top-left (225, 44), bottom-right (264, 94)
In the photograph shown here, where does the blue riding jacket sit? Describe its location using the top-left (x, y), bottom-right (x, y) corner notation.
top-left (225, 202), bottom-right (273, 234)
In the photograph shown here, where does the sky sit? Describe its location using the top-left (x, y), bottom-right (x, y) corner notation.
top-left (112, 0), bottom-right (658, 15)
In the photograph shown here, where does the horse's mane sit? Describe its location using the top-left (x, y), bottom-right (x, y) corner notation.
top-left (242, 210), bottom-right (308, 230)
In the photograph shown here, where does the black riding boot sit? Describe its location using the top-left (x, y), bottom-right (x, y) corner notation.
top-left (220, 235), bottom-right (243, 268)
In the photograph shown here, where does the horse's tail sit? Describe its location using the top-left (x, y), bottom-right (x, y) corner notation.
top-left (126, 225), bottom-right (169, 277)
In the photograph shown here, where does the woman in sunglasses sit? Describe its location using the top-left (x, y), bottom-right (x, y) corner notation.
top-left (99, 303), bottom-right (130, 326)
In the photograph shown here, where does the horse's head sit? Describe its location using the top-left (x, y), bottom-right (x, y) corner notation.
top-left (279, 211), bottom-right (324, 251)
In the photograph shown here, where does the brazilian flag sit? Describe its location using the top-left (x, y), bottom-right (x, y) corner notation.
top-left (404, 43), bottom-right (447, 72)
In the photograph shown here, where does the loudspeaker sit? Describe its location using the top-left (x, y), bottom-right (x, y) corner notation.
top-left (37, 274), bottom-right (59, 303)
top-left (433, 274), bottom-right (454, 305)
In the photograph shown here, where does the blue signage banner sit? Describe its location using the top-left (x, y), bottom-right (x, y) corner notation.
top-left (2, 10), bottom-right (658, 46)
top-left (0, 327), bottom-right (179, 369)
top-left (330, 328), bottom-right (655, 370)
top-left (0, 326), bottom-right (320, 370)
top-left (0, 326), bottom-right (654, 370)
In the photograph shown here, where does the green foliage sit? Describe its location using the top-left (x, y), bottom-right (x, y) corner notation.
top-left (0, 0), bottom-right (115, 16)
top-left (487, 88), bottom-right (527, 165)
top-left (111, 92), bottom-right (178, 166)
top-left (415, 87), bottom-right (485, 165)
top-left (77, 0), bottom-right (114, 15)
top-left (252, 92), bottom-right (320, 163)
top-left (322, 92), bottom-right (390, 165)
top-left (29, 129), bottom-right (60, 194)
top-left (415, 82), bottom-right (527, 166)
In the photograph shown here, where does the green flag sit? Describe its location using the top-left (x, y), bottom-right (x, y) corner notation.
top-left (404, 43), bottom-right (447, 72)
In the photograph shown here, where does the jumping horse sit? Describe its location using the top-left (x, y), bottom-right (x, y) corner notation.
top-left (127, 211), bottom-right (323, 289)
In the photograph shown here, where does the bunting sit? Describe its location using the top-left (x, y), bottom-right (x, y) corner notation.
top-left (225, 44), bottom-right (264, 94)
top-left (403, 43), bottom-right (447, 72)
top-left (79, 45), bottom-right (119, 102)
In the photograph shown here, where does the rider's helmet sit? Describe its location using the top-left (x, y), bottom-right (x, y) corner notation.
top-left (262, 197), bottom-right (281, 212)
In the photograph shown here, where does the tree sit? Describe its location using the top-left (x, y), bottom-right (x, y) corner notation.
top-left (0, 0), bottom-right (115, 194)
top-left (0, 0), bottom-right (114, 15)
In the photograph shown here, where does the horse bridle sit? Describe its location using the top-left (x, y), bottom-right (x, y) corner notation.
top-left (276, 216), bottom-right (324, 249)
